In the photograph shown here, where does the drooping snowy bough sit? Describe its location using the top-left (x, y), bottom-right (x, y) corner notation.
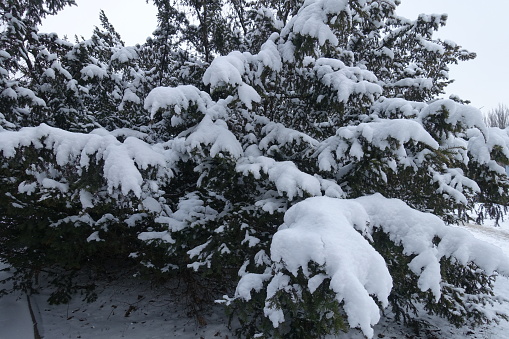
top-left (231, 195), bottom-right (509, 338)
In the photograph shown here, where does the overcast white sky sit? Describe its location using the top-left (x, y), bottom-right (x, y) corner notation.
top-left (42, 0), bottom-right (508, 113)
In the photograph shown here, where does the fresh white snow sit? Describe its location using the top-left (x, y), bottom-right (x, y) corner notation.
top-left (2, 212), bottom-right (508, 339)
top-left (0, 265), bottom-right (35, 339)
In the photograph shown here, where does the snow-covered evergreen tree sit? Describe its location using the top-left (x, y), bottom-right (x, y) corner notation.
top-left (0, 0), bottom-right (77, 128)
top-left (1, 0), bottom-right (509, 338)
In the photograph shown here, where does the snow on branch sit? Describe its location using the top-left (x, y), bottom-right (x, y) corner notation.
top-left (111, 46), bottom-right (139, 63)
top-left (203, 34), bottom-right (282, 90)
top-left (80, 64), bottom-right (108, 80)
top-left (236, 156), bottom-right (322, 200)
top-left (144, 85), bottom-right (212, 121)
top-left (317, 118), bottom-right (439, 171)
top-left (390, 77), bottom-right (433, 90)
top-left (0, 124), bottom-right (177, 197)
top-left (419, 99), bottom-right (487, 133)
top-left (259, 122), bottom-right (318, 152)
top-left (239, 194), bottom-right (509, 338)
top-left (468, 127), bottom-right (509, 170)
top-left (371, 97), bottom-right (426, 119)
top-left (257, 35), bottom-right (283, 72)
top-left (314, 58), bottom-right (382, 103)
top-left (263, 196), bottom-right (391, 338)
top-left (357, 194), bottom-right (509, 298)
top-left (430, 167), bottom-right (480, 204)
top-left (13, 87), bottom-right (46, 106)
top-left (185, 115), bottom-right (243, 159)
top-left (139, 192), bottom-right (219, 246)
top-left (282, 0), bottom-right (348, 46)
top-left (202, 51), bottom-right (262, 109)
top-left (203, 51), bottom-right (247, 89)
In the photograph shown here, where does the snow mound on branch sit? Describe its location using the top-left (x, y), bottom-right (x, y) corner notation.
top-left (81, 64), bottom-right (108, 80)
top-left (185, 116), bottom-right (243, 158)
top-left (468, 127), bottom-right (509, 170)
top-left (317, 119), bottom-right (439, 171)
top-left (15, 87), bottom-right (46, 106)
top-left (314, 58), bottom-right (382, 103)
top-left (121, 88), bottom-right (141, 105)
top-left (356, 194), bottom-right (509, 299)
top-left (282, 0), bottom-right (349, 46)
top-left (138, 231), bottom-right (175, 244)
top-left (203, 39), bottom-right (283, 89)
top-left (0, 124), bottom-right (177, 197)
top-left (419, 99), bottom-right (486, 133)
top-left (392, 77), bottom-right (433, 90)
top-left (144, 85), bottom-right (212, 120)
top-left (371, 97), bottom-right (426, 118)
top-left (237, 83), bottom-right (261, 109)
top-left (341, 119), bottom-right (439, 151)
top-left (111, 46), bottom-right (138, 63)
top-left (236, 156), bottom-right (322, 199)
top-left (200, 33), bottom-right (286, 109)
top-left (257, 36), bottom-right (283, 72)
top-left (148, 192), bottom-right (219, 234)
top-left (430, 167), bottom-right (480, 204)
top-left (236, 194), bottom-right (509, 338)
top-left (259, 122), bottom-right (318, 152)
top-left (203, 51), bottom-right (246, 88)
top-left (203, 52), bottom-right (264, 109)
top-left (269, 196), bottom-right (392, 338)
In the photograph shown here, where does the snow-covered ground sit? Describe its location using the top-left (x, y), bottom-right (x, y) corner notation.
top-left (0, 264), bottom-right (36, 339)
top-left (2, 217), bottom-right (509, 339)
top-left (31, 278), bottom-right (233, 339)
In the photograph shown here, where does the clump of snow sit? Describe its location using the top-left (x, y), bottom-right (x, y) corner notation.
top-left (419, 99), bottom-right (486, 134)
top-left (48, 60), bottom-right (72, 80)
top-left (259, 122), bottom-right (318, 153)
top-left (121, 88), bottom-right (141, 105)
top-left (392, 77), bottom-right (433, 90)
top-left (141, 192), bottom-right (219, 249)
top-left (257, 35), bottom-right (283, 72)
top-left (86, 231), bottom-right (103, 242)
top-left (141, 197), bottom-right (162, 213)
top-left (18, 181), bottom-right (37, 195)
top-left (0, 124), bottom-right (178, 198)
top-left (237, 83), bottom-right (261, 109)
top-left (203, 51), bottom-right (246, 89)
top-left (468, 127), bottom-right (509, 171)
top-left (314, 58), bottom-right (382, 103)
top-left (186, 116), bottom-right (243, 159)
top-left (111, 46), bottom-right (139, 63)
top-left (317, 118), bottom-right (439, 172)
top-left (429, 167), bottom-right (480, 205)
top-left (187, 240), bottom-right (212, 260)
top-left (144, 85), bottom-right (212, 121)
top-left (138, 231), bottom-right (175, 244)
top-left (371, 97), bottom-right (426, 119)
top-left (80, 64), bottom-right (108, 80)
top-left (356, 194), bottom-right (509, 299)
top-left (282, 0), bottom-right (348, 46)
top-left (79, 190), bottom-right (94, 209)
top-left (269, 196), bottom-right (391, 338)
top-left (236, 156), bottom-right (322, 200)
top-left (234, 194), bottom-right (509, 338)
top-left (233, 268), bottom-right (273, 302)
top-left (15, 87), bottom-right (46, 106)
top-left (1, 87), bottom-right (17, 99)
top-left (203, 51), bottom-right (264, 109)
